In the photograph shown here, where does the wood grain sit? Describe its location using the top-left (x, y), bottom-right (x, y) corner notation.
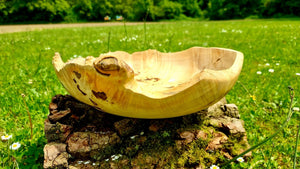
top-left (53, 47), bottom-right (243, 118)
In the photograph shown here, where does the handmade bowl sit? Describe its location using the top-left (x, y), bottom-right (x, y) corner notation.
top-left (53, 47), bottom-right (243, 118)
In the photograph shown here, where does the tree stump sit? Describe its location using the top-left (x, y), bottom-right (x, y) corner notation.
top-left (44, 95), bottom-right (251, 169)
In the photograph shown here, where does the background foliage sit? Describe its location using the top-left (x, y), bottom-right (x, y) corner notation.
top-left (0, 0), bottom-right (299, 23)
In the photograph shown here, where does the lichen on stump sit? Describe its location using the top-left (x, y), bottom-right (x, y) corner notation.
top-left (44, 95), bottom-right (251, 169)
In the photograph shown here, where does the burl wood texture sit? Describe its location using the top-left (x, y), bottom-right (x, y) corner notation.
top-left (53, 47), bottom-right (243, 118)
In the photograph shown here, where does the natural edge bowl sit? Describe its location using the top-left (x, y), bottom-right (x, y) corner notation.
top-left (53, 47), bottom-right (243, 119)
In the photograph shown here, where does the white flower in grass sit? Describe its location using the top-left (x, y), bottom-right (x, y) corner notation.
top-left (296, 73), bottom-right (300, 76)
top-left (178, 42), bottom-right (182, 46)
top-left (256, 71), bottom-right (262, 75)
top-left (265, 63), bottom-right (270, 66)
top-left (237, 157), bottom-right (244, 162)
top-left (83, 161), bottom-right (90, 164)
top-left (159, 44), bottom-right (162, 47)
top-left (268, 69), bottom-right (274, 73)
top-left (1, 134), bottom-right (12, 141)
top-left (293, 107), bottom-right (299, 112)
top-left (236, 30), bottom-right (243, 33)
top-left (130, 135), bottom-right (137, 139)
top-left (210, 165), bottom-right (220, 169)
top-left (10, 142), bottom-right (21, 150)
top-left (276, 63), bottom-right (280, 66)
top-left (28, 79), bottom-right (33, 84)
top-left (221, 29), bottom-right (227, 33)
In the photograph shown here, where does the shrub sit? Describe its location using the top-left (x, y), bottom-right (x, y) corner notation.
top-left (0, 0), bottom-right (70, 23)
top-left (261, 0), bottom-right (300, 17)
top-left (159, 0), bottom-right (182, 19)
top-left (208, 0), bottom-right (261, 20)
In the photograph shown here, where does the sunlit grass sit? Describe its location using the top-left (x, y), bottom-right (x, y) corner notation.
top-left (0, 19), bottom-right (299, 168)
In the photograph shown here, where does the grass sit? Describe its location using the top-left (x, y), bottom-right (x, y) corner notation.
top-left (0, 19), bottom-right (299, 168)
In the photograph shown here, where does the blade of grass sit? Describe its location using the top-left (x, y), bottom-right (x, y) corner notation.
top-left (123, 20), bottom-right (128, 49)
top-left (143, 8), bottom-right (149, 50)
top-left (107, 30), bottom-right (111, 52)
top-left (266, 143), bottom-right (275, 169)
top-left (21, 94), bottom-right (33, 140)
top-left (293, 125), bottom-right (300, 169)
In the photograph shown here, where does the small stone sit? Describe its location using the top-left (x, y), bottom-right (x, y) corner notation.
top-left (149, 123), bottom-right (159, 132)
top-left (149, 120), bottom-right (165, 132)
top-left (67, 131), bottom-right (120, 159)
top-left (179, 131), bottom-right (195, 144)
top-left (195, 130), bottom-right (208, 140)
top-left (44, 119), bottom-right (73, 142)
top-left (67, 132), bottom-right (91, 158)
top-left (206, 132), bottom-right (228, 151)
top-left (222, 152), bottom-right (233, 160)
top-left (137, 136), bottom-right (147, 144)
top-left (90, 132), bottom-right (120, 150)
top-left (49, 102), bottom-right (58, 112)
top-left (48, 109), bottom-right (71, 123)
top-left (175, 140), bottom-right (185, 150)
top-left (222, 118), bottom-right (246, 135)
top-left (114, 118), bottom-right (138, 136)
top-left (207, 97), bottom-right (227, 117)
top-left (196, 164), bottom-right (205, 169)
top-left (44, 143), bottom-right (68, 169)
top-left (208, 117), bottom-right (246, 136)
top-left (222, 104), bottom-right (240, 118)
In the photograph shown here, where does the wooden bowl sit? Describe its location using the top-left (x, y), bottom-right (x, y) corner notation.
top-left (53, 47), bottom-right (243, 119)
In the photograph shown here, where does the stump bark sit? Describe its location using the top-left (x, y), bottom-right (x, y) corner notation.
top-left (44, 95), bottom-right (251, 169)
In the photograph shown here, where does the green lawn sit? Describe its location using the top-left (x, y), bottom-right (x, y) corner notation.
top-left (0, 19), bottom-right (299, 168)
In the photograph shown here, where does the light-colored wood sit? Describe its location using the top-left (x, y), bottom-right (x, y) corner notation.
top-left (53, 47), bottom-right (243, 119)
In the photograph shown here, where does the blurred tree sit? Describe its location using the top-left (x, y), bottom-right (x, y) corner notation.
top-left (0, 0), bottom-right (299, 23)
top-left (159, 0), bottom-right (182, 19)
top-left (0, 0), bottom-right (70, 23)
top-left (208, 0), bottom-right (261, 20)
top-left (176, 0), bottom-right (202, 17)
top-left (90, 0), bottom-right (114, 20)
top-left (262, 0), bottom-right (300, 17)
top-left (72, 0), bottom-right (93, 20)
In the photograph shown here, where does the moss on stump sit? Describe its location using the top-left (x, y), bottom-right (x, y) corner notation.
top-left (44, 95), bottom-right (251, 169)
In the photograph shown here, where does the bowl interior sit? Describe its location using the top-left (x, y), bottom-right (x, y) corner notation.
top-left (109, 47), bottom-right (238, 98)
